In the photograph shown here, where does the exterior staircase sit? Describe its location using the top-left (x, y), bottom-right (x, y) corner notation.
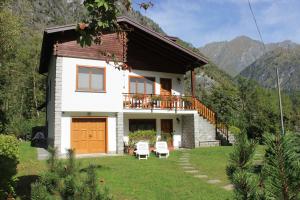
top-left (193, 97), bottom-right (235, 146)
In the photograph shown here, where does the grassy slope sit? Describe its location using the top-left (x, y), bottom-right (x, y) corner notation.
top-left (17, 142), bottom-right (234, 200)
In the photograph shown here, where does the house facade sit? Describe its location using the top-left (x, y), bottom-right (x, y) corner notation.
top-left (39, 17), bottom-right (220, 156)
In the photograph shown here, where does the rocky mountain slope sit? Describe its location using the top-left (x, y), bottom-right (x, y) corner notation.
top-left (199, 36), bottom-right (299, 76)
top-left (240, 47), bottom-right (300, 92)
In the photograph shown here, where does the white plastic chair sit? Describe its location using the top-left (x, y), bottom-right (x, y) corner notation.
top-left (134, 141), bottom-right (150, 160)
top-left (155, 141), bottom-right (169, 158)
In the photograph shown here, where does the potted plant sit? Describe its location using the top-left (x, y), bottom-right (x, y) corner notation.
top-left (128, 130), bottom-right (156, 155)
top-left (132, 94), bottom-right (144, 100)
top-left (182, 96), bottom-right (193, 108)
top-left (150, 95), bottom-right (162, 107)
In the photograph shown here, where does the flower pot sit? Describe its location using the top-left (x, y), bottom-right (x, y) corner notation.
top-left (128, 147), bottom-right (135, 155)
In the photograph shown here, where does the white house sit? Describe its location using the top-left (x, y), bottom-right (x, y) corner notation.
top-left (39, 16), bottom-right (221, 156)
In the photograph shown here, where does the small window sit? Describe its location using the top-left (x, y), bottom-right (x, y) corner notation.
top-left (129, 76), bottom-right (155, 94)
top-left (129, 119), bottom-right (156, 132)
top-left (77, 66), bottom-right (105, 92)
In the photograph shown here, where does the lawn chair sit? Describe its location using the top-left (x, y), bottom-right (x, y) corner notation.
top-left (134, 141), bottom-right (150, 160)
top-left (155, 141), bottom-right (169, 158)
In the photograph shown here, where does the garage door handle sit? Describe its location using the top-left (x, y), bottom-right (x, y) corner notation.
top-left (89, 134), bottom-right (92, 138)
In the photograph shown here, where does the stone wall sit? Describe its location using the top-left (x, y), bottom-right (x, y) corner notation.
top-left (116, 112), bottom-right (124, 154)
top-left (194, 113), bottom-right (216, 147)
top-left (182, 114), bottom-right (217, 148)
top-left (181, 115), bottom-right (195, 148)
top-left (53, 57), bottom-right (63, 153)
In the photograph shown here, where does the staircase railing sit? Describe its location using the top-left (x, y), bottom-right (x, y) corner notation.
top-left (193, 98), bottom-right (229, 142)
top-left (193, 98), bottom-right (216, 124)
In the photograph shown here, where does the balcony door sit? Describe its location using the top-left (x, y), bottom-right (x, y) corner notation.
top-left (161, 119), bottom-right (173, 147)
top-left (160, 78), bottom-right (172, 108)
top-left (160, 78), bottom-right (172, 96)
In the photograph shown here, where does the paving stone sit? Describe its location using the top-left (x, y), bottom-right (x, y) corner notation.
top-left (178, 162), bottom-right (192, 166)
top-left (178, 160), bottom-right (190, 163)
top-left (223, 184), bottom-right (234, 191)
top-left (207, 179), bottom-right (221, 184)
top-left (178, 159), bottom-right (190, 162)
top-left (194, 175), bottom-right (208, 179)
top-left (179, 159), bottom-right (189, 161)
top-left (185, 170), bottom-right (199, 174)
top-left (182, 166), bottom-right (195, 170)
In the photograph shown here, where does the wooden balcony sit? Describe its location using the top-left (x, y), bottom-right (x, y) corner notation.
top-left (123, 93), bottom-right (195, 110)
top-left (123, 93), bottom-right (215, 123)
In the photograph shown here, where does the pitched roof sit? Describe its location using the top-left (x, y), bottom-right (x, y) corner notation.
top-left (39, 16), bottom-right (208, 73)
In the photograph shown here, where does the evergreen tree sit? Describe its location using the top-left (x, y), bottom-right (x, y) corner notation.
top-left (228, 131), bottom-right (300, 200)
top-left (226, 132), bottom-right (260, 200)
top-left (263, 133), bottom-right (300, 199)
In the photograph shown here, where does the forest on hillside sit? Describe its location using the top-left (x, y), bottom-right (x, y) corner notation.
top-left (0, 0), bottom-right (299, 141)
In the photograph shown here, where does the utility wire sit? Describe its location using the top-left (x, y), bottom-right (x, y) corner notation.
top-left (247, 0), bottom-right (285, 135)
top-left (247, 0), bottom-right (266, 51)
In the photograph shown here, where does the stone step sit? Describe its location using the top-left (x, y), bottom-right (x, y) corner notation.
top-left (198, 140), bottom-right (220, 147)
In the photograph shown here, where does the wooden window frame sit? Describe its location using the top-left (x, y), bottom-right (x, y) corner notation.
top-left (76, 65), bottom-right (106, 93)
top-left (128, 75), bottom-right (155, 94)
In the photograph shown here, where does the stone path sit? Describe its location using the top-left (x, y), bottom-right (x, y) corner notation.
top-left (177, 151), bottom-right (233, 191)
top-left (37, 147), bottom-right (49, 160)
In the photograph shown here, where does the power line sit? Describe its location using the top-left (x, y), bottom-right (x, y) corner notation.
top-left (246, 0), bottom-right (285, 135)
top-left (247, 0), bottom-right (266, 51)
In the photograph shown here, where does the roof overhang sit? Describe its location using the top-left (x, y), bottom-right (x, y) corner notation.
top-left (39, 16), bottom-right (208, 73)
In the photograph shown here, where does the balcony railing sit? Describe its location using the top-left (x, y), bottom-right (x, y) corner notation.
top-left (123, 93), bottom-right (195, 110)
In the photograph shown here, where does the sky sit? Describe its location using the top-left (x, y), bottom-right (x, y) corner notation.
top-left (133, 0), bottom-right (300, 47)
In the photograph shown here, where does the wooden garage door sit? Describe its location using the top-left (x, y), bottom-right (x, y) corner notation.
top-left (71, 118), bottom-right (107, 154)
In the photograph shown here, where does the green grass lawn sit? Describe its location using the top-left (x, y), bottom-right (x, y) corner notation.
top-left (189, 147), bottom-right (232, 185)
top-left (17, 142), bottom-right (236, 200)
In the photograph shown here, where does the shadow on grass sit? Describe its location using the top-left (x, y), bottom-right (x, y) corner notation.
top-left (16, 175), bottom-right (40, 200)
top-left (80, 164), bottom-right (105, 173)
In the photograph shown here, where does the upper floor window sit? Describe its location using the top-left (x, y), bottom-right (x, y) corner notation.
top-left (77, 66), bottom-right (106, 92)
top-left (129, 76), bottom-right (155, 94)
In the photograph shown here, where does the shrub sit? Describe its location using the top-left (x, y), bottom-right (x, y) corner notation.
top-left (0, 134), bottom-right (20, 199)
top-left (80, 164), bottom-right (113, 200)
top-left (128, 130), bottom-right (156, 148)
top-left (31, 181), bottom-right (52, 200)
top-left (229, 125), bottom-right (241, 136)
top-left (33, 148), bottom-right (113, 199)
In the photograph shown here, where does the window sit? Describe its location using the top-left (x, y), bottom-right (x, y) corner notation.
top-left (77, 66), bottom-right (105, 92)
top-left (129, 76), bottom-right (155, 94)
top-left (129, 119), bottom-right (156, 132)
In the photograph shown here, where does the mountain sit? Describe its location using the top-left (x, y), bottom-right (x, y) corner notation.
top-left (240, 47), bottom-right (300, 92)
top-left (199, 36), bottom-right (299, 76)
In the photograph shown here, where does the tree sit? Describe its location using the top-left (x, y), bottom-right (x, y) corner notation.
top-left (226, 132), bottom-right (260, 200)
top-left (228, 131), bottom-right (300, 200)
top-left (263, 133), bottom-right (300, 199)
top-left (207, 85), bottom-right (240, 126)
